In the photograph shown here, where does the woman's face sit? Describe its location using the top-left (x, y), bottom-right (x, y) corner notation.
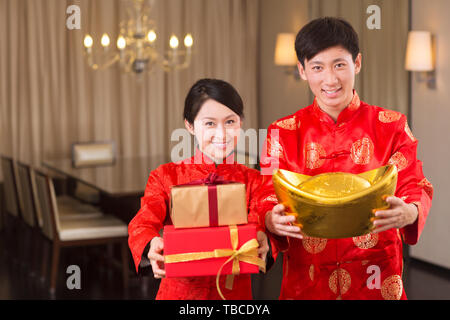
top-left (185, 99), bottom-right (242, 162)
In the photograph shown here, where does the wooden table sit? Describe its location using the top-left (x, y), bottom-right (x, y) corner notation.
top-left (43, 156), bottom-right (166, 222)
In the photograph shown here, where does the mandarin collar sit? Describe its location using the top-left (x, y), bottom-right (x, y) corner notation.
top-left (312, 90), bottom-right (361, 125)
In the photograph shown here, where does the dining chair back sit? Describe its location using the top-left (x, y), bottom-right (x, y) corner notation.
top-left (1, 156), bottom-right (21, 218)
top-left (16, 162), bottom-right (40, 228)
top-left (34, 169), bottom-right (59, 240)
top-left (72, 141), bottom-right (115, 168)
top-left (32, 168), bottom-right (129, 294)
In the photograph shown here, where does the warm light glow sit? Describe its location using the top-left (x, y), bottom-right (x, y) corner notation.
top-left (101, 33), bottom-right (110, 47)
top-left (117, 36), bottom-right (126, 50)
top-left (84, 35), bottom-right (93, 48)
top-left (184, 34), bottom-right (193, 47)
top-left (274, 33), bottom-right (297, 66)
top-left (147, 30), bottom-right (157, 43)
top-left (405, 31), bottom-right (433, 71)
top-left (80, 1), bottom-right (194, 74)
top-left (169, 35), bottom-right (179, 49)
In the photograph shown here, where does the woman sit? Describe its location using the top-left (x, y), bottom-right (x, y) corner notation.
top-left (128, 78), bottom-right (272, 300)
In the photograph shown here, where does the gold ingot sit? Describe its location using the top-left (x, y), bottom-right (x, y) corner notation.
top-left (272, 165), bottom-right (398, 239)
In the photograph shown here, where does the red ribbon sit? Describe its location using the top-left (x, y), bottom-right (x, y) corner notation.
top-left (208, 185), bottom-right (218, 226)
top-left (178, 173), bottom-right (235, 227)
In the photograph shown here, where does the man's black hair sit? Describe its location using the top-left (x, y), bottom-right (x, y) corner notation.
top-left (295, 17), bottom-right (360, 67)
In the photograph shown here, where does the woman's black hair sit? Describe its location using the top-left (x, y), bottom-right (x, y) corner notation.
top-left (295, 17), bottom-right (360, 67)
top-left (184, 78), bottom-right (244, 124)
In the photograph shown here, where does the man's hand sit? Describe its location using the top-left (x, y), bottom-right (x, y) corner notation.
top-left (372, 196), bottom-right (419, 233)
top-left (265, 204), bottom-right (303, 239)
top-left (148, 236), bottom-right (165, 279)
top-left (256, 231), bottom-right (269, 267)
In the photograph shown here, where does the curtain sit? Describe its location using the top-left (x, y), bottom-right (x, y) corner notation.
top-left (0, 0), bottom-right (259, 172)
top-left (308, 0), bottom-right (410, 115)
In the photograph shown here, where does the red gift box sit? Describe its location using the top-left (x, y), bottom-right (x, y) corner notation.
top-left (170, 173), bottom-right (248, 229)
top-left (164, 224), bottom-right (262, 279)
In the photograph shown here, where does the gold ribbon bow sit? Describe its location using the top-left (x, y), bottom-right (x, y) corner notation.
top-left (164, 225), bottom-right (266, 300)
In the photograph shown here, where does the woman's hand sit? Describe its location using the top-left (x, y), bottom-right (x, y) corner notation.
top-left (256, 231), bottom-right (269, 266)
top-left (372, 196), bottom-right (419, 233)
top-left (265, 204), bottom-right (303, 239)
top-left (147, 236), bottom-right (166, 279)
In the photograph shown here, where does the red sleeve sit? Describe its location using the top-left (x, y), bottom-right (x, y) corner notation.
top-left (388, 115), bottom-right (433, 245)
top-left (258, 123), bottom-right (291, 258)
top-left (246, 169), bottom-right (275, 233)
top-left (128, 166), bottom-right (170, 273)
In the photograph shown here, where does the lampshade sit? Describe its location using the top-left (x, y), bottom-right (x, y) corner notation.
top-left (274, 33), bottom-right (298, 66)
top-left (405, 31), bottom-right (433, 71)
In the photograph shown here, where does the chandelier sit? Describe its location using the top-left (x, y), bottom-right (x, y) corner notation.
top-left (82, 0), bottom-right (193, 74)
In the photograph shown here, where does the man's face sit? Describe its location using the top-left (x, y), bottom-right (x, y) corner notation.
top-left (298, 45), bottom-right (362, 115)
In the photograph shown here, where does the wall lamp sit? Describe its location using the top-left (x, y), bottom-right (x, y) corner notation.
top-left (274, 33), bottom-right (300, 80)
top-left (405, 31), bottom-right (436, 89)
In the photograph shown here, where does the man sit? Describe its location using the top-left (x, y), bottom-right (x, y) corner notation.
top-left (259, 17), bottom-right (433, 300)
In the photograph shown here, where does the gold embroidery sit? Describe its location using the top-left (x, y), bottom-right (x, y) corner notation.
top-left (309, 264), bottom-right (314, 281)
top-left (302, 236), bottom-right (327, 254)
top-left (361, 260), bottom-right (369, 266)
top-left (305, 142), bottom-right (326, 169)
top-left (348, 92), bottom-right (361, 111)
top-left (404, 122), bottom-right (417, 142)
top-left (263, 194), bottom-right (278, 203)
top-left (268, 136), bottom-right (284, 159)
top-left (329, 268), bottom-right (351, 295)
top-left (276, 117), bottom-right (298, 130)
top-left (378, 111), bottom-right (402, 123)
top-left (350, 137), bottom-right (374, 165)
top-left (388, 151), bottom-right (408, 172)
top-left (381, 275), bottom-right (403, 300)
top-left (353, 233), bottom-right (379, 249)
top-left (418, 178), bottom-right (433, 198)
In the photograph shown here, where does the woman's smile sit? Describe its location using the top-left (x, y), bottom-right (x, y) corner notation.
top-left (211, 140), bottom-right (231, 150)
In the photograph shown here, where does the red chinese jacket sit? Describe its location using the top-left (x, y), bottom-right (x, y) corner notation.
top-left (259, 92), bottom-right (433, 300)
top-left (128, 150), bottom-right (272, 300)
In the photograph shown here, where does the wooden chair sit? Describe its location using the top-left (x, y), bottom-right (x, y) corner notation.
top-left (16, 162), bottom-right (105, 278)
top-left (33, 168), bottom-right (129, 295)
top-left (0, 156), bottom-right (22, 263)
top-left (70, 141), bottom-right (116, 205)
top-left (0, 181), bottom-right (4, 232)
top-left (71, 141), bottom-right (116, 168)
top-left (1, 156), bottom-right (21, 219)
top-left (15, 161), bottom-right (41, 276)
top-left (17, 162), bottom-right (104, 222)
